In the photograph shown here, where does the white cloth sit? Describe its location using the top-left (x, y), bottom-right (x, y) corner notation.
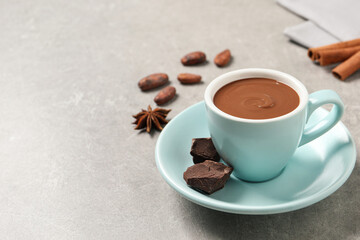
top-left (278, 0), bottom-right (360, 48)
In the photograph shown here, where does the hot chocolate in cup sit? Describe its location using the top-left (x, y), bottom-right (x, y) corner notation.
top-left (204, 68), bottom-right (344, 182)
top-left (213, 77), bottom-right (300, 120)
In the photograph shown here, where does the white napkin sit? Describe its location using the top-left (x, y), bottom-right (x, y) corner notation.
top-left (278, 0), bottom-right (360, 48)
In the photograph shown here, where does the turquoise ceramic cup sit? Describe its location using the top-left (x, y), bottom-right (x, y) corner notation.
top-left (204, 68), bottom-right (344, 182)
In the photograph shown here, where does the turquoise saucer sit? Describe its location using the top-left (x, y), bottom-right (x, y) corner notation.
top-left (155, 102), bottom-right (356, 214)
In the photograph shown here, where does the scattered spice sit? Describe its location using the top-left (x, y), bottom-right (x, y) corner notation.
top-left (132, 105), bottom-right (171, 133)
top-left (134, 50), bottom-right (237, 133)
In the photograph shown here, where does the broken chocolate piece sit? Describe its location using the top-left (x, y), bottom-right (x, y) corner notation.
top-left (183, 160), bottom-right (233, 194)
top-left (190, 138), bottom-right (220, 164)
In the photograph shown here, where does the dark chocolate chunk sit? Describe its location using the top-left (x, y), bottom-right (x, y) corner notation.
top-left (190, 138), bottom-right (220, 164)
top-left (192, 156), bottom-right (208, 164)
top-left (183, 160), bottom-right (233, 194)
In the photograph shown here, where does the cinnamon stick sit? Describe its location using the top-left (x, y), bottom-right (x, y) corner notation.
top-left (332, 51), bottom-right (360, 81)
top-left (317, 46), bottom-right (360, 66)
top-left (308, 38), bottom-right (360, 61)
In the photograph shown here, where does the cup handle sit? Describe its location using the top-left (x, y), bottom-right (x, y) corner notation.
top-left (299, 90), bottom-right (344, 147)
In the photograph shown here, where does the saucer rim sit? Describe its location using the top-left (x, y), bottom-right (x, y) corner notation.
top-left (155, 101), bottom-right (356, 214)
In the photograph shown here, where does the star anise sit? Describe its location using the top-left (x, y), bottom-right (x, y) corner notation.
top-left (132, 105), bottom-right (171, 133)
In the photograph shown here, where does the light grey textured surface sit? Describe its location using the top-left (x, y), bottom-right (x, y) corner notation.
top-left (0, 0), bottom-right (359, 239)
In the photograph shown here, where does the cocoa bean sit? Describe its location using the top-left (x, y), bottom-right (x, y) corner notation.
top-left (154, 86), bottom-right (176, 105)
top-left (181, 51), bottom-right (206, 66)
top-left (138, 73), bottom-right (169, 91)
top-left (177, 73), bottom-right (202, 84)
top-left (214, 49), bottom-right (231, 67)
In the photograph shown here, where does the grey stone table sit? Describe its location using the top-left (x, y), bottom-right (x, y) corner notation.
top-left (1, 0), bottom-right (359, 239)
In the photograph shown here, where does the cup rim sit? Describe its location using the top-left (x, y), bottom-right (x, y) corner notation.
top-left (204, 68), bottom-right (309, 123)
